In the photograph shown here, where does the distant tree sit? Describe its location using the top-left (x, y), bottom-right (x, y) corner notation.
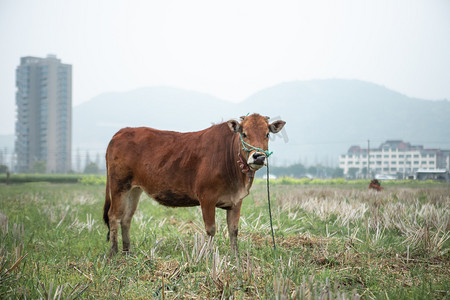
top-left (84, 162), bottom-right (100, 174)
top-left (307, 166), bottom-right (317, 177)
top-left (95, 152), bottom-right (101, 168)
top-left (331, 167), bottom-right (344, 178)
top-left (31, 160), bottom-right (46, 173)
top-left (286, 163), bottom-right (307, 177)
top-left (269, 163), bottom-right (307, 178)
top-left (0, 164), bottom-right (8, 174)
top-left (347, 168), bottom-right (359, 179)
top-left (85, 151), bottom-right (91, 170)
top-left (76, 148), bottom-right (81, 173)
top-left (362, 167), bottom-right (368, 178)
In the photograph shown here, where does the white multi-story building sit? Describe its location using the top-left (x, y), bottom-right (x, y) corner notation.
top-left (15, 55), bottom-right (72, 173)
top-left (339, 140), bottom-right (450, 178)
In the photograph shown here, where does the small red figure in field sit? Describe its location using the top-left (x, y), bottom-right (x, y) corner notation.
top-left (368, 179), bottom-right (384, 191)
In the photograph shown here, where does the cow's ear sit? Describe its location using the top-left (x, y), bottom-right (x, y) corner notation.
top-left (227, 120), bottom-right (242, 133)
top-left (269, 120), bottom-right (286, 133)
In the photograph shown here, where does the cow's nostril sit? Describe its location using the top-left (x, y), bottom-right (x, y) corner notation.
top-left (253, 152), bottom-right (264, 159)
top-left (252, 153), bottom-right (266, 165)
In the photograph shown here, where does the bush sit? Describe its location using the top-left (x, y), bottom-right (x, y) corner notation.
top-left (78, 175), bottom-right (107, 185)
top-left (254, 177), bottom-right (447, 187)
top-left (0, 174), bottom-right (81, 184)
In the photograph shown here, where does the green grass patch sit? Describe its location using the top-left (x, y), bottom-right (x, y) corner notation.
top-left (254, 177), bottom-right (449, 188)
top-left (0, 182), bottom-right (448, 298)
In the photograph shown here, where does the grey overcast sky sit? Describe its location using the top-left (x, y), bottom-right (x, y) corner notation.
top-left (1, 0), bottom-right (449, 134)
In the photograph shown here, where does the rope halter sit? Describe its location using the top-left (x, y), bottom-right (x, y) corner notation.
top-left (239, 133), bottom-right (273, 159)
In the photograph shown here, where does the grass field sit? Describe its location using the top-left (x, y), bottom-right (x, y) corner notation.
top-left (0, 180), bottom-right (449, 299)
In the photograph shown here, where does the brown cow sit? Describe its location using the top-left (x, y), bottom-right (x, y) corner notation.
top-left (103, 114), bottom-right (286, 256)
top-left (368, 179), bottom-right (384, 191)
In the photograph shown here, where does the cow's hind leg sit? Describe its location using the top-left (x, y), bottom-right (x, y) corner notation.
top-left (108, 187), bottom-right (130, 256)
top-left (121, 187), bottom-right (142, 253)
top-left (108, 195), bottom-right (122, 256)
top-left (104, 178), bottom-right (112, 242)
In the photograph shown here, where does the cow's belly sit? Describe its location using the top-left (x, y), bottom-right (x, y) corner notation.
top-left (151, 190), bottom-right (200, 207)
top-left (216, 186), bottom-right (250, 210)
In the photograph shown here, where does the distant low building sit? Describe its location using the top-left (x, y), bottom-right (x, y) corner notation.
top-left (416, 169), bottom-right (449, 182)
top-left (339, 140), bottom-right (450, 179)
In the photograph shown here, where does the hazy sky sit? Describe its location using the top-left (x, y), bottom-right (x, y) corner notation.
top-left (1, 0), bottom-right (449, 135)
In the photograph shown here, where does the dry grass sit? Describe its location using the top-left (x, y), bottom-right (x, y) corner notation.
top-left (0, 183), bottom-right (449, 299)
top-left (273, 186), bottom-right (450, 258)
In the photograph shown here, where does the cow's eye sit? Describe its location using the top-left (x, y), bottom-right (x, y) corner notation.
top-left (242, 133), bottom-right (247, 138)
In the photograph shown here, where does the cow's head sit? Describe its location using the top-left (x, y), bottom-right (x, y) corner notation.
top-left (227, 114), bottom-right (286, 171)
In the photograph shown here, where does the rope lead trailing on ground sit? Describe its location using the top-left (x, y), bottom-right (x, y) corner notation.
top-left (266, 158), bottom-right (276, 252)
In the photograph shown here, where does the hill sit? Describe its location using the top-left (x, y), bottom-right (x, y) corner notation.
top-left (3, 79), bottom-right (449, 169)
top-left (73, 86), bottom-right (235, 151)
top-left (73, 79), bottom-right (450, 166)
top-left (239, 79), bottom-right (450, 165)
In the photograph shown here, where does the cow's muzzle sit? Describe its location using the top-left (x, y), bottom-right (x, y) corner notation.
top-left (248, 152), bottom-right (266, 170)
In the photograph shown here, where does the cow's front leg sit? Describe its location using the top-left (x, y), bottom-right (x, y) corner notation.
top-left (201, 202), bottom-right (216, 237)
top-left (227, 200), bottom-right (243, 258)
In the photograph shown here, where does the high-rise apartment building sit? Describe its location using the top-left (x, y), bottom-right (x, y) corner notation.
top-left (15, 55), bottom-right (72, 173)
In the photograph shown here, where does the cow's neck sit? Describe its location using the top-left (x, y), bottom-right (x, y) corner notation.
top-left (234, 137), bottom-right (255, 184)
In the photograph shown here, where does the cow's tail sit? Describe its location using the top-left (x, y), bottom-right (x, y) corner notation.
top-left (103, 156), bottom-right (111, 242)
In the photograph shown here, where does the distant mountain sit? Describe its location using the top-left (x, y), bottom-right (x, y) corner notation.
top-left (73, 79), bottom-right (450, 166)
top-left (73, 86), bottom-right (236, 151)
top-left (238, 79), bottom-right (450, 165)
top-left (3, 80), bottom-right (449, 169)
